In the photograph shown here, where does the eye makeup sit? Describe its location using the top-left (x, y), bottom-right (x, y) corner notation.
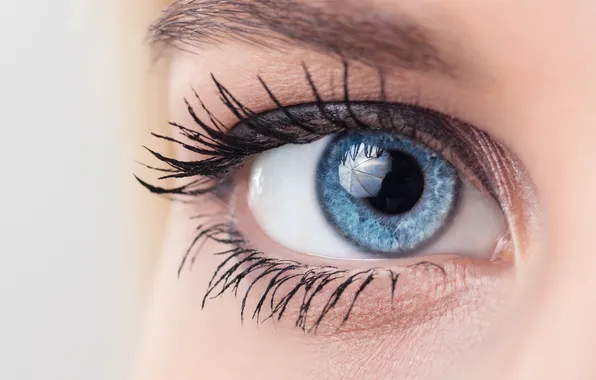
top-left (138, 62), bottom-right (530, 333)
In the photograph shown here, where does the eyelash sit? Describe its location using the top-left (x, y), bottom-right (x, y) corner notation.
top-left (137, 62), bottom-right (504, 332)
top-left (188, 213), bottom-right (448, 333)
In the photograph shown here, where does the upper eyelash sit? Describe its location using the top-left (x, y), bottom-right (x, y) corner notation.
top-left (136, 59), bottom-right (507, 204)
top-left (136, 62), bottom-right (394, 198)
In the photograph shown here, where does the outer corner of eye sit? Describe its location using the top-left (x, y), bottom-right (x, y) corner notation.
top-left (245, 130), bottom-right (507, 262)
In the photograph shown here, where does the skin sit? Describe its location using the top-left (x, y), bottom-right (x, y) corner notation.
top-left (135, 0), bottom-right (596, 379)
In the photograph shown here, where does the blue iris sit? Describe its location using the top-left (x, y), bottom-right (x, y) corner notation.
top-left (316, 132), bottom-right (460, 254)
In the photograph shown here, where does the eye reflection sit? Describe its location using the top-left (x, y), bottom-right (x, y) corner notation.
top-left (338, 143), bottom-right (426, 216)
top-left (338, 144), bottom-right (392, 199)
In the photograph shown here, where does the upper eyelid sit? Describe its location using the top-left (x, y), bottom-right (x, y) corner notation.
top-left (166, 61), bottom-right (415, 149)
top-left (138, 64), bottom-right (513, 214)
top-left (141, 98), bottom-right (498, 204)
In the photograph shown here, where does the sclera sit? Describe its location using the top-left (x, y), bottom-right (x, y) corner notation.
top-left (247, 135), bottom-right (507, 260)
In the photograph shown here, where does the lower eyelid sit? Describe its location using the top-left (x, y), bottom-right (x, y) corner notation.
top-left (201, 233), bottom-right (513, 335)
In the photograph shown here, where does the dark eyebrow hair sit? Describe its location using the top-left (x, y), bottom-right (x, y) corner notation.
top-left (149, 0), bottom-right (459, 74)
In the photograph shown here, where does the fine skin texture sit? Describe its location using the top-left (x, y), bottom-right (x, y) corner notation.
top-left (136, 1), bottom-right (596, 379)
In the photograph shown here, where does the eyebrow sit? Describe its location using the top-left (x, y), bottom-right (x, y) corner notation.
top-left (150, 0), bottom-right (459, 74)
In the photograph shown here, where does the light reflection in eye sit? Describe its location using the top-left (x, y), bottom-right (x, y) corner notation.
top-left (338, 143), bottom-right (393, 198)
top-left (247, 132), bottom-right (507, 260)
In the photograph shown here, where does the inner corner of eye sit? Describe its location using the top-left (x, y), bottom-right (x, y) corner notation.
top-left (238, 130), bottom-right (507, 263)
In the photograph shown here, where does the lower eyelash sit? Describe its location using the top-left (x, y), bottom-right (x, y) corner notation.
top-left (187, 212), bottom-right (446, 333)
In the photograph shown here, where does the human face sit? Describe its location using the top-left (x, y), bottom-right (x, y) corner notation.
top-left (136, 1), bottom-right (596, 379)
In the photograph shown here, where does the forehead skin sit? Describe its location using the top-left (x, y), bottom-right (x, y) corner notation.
top-left (137, 1), bottom-right (596, 380)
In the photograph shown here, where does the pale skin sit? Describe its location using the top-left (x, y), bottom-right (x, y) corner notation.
top-left (135, 1), bottom-right (596, 379)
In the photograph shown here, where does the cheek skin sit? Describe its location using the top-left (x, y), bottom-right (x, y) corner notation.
top-left (134, 203), bottom-right (313, 380)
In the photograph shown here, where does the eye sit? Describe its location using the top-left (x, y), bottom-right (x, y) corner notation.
top-left (247, 116), bottom-right (506, 261)
top-left (139, 69), bottom-right (532, 334)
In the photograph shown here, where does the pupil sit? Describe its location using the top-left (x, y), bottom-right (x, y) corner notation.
top-left (367, 151), bottom-right (425, 214)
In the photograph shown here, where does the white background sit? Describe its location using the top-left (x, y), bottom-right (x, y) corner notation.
top-left (0, 1), bottom-right (165, 379)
